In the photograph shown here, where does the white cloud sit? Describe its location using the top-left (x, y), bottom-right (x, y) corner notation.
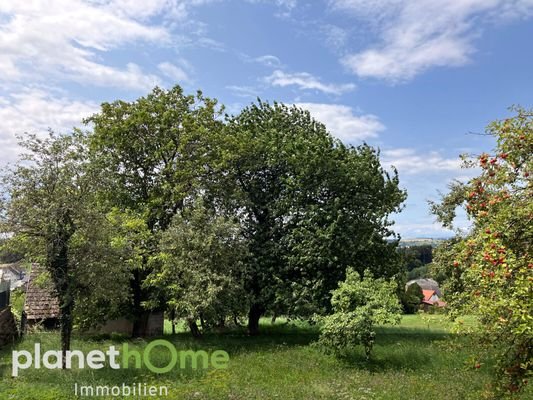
top-left (332, 0), bottom-right (533, 82)
top-left (321, 24), bottom-right (349, 50)
top-left (246, 0), bottom-right (298, 17)
top-left (272, 0), bottom-right (297, 17)
top-left (381, 148), bottom-right (462, 174)
top-left (266, 70), bottom-right (356, 95)
top-left (330, 0), bottom-right (403, 20)
top-left (295, 103), bottom-right (384, 142)
top-left (254, 55), bottom-right (282, 68)
top-left (0, 0), bottom-right (218, 90)
top-left (158, 62), bottom-right (190, 83)
top-left (196, 37), bottom-right (227, 52)
top-left (0, 88), bottom-right (97, 164)
top-left (275, 0), bottom-right (297, 8)
top-left (106, 0), bottom-right (187, 20)
top-left (226, 85), bottom-right (260, 98)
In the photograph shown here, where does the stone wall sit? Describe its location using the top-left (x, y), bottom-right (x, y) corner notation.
top-left (0, 306), bottom-right (19, 347)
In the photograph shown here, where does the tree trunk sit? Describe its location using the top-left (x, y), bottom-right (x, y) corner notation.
top-left (188, 319), bottom-right (202, 338)
top-left (60, 302), bottom-right (73, 369)
top-left (170, 308), bottom-right (176, 335)
top-left (131, 268), bottom-right (152, 337)
top-left (247, 303), bottom-right (264, 336)
top-left (131, 269), bottom-right (143, 337)
top-left (233, 314), bottom-right (242, 327)
top-left (49, 216), bottom-right (75, 369)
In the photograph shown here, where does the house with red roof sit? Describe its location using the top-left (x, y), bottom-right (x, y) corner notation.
top-left (421, 289), bottom-right (446, 311)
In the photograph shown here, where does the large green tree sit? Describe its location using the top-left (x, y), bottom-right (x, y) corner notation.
top-left (211, 101), bottom-right (406, 334)
top-left (86, 86), bottom-right (223, 336)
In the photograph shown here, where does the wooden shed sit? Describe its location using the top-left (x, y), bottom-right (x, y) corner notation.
top-left (23, 263), bottom-right (60, 330)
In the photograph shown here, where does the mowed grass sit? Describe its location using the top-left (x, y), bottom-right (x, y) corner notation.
top-left (0, 315), bottom-right (530, 400)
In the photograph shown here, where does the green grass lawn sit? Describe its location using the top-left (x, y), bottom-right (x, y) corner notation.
top-left (0, 314), bottom-right (530, 399)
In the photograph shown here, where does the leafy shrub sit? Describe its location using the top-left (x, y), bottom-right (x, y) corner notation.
top-left (9, 288), bottom-right (25, 323)
top-left (317, 268), bottom-right (402, 359)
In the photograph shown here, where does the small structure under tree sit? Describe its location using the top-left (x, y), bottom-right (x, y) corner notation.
top-left (23, 263), bottom-right (60, 330)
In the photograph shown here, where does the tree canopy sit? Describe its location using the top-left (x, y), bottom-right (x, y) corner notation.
top-left (207, 101), bottom-right (405, 333)
top-left (85, 86), bottom-right (223, 335)
top-left (1, 86), bottom-right (407, 340)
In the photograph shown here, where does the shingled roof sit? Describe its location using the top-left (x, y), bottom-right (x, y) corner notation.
top-left (24, 264), bottom-right (60, 320)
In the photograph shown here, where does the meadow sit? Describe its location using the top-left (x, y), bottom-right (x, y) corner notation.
top-left (0, 314), bottom-right (530, 400)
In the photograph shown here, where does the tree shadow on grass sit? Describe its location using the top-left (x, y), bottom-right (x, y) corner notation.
top-left (336, 347), bottom-right (438, 373)
top-left (0, 321), bottom-right (459, 384)
top-left (159, 322), bottom-right (453, 371)
top-left (163, 322), bottom-right (321, 356)
top-left (0, 359), bottom-right (10, 378)
top-left (335, 329), bottom-right (453, 373)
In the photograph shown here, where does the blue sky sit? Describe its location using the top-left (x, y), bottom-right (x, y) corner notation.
top-left (1, 0), bottom-right (532, 237)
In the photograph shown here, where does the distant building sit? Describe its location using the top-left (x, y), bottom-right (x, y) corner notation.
top-left (421, 289), bottom-right (446, 310)
top-left (406, 278), bottom-right (446, 310)
top-left (0, 263), bottom-right (28, 291)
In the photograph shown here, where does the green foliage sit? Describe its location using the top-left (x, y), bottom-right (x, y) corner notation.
top-left (0, 238), bottom-right (24, 263)
top-left (2, 87), bottom-right (407, 342)
top-left (398, 245), bottom-right (433, 271)
top-left (147, 198), bottom-right (248, 334)
top-left (86, 85), bottom-right (223, 232)
top-left (429, 237), bottom-right (465, 292)
top-left (317, 269), bottom-right (402, 358)
top-left (406, 265), bottom-right (429, 281)
top-left (70, 211), bottom-right (133, 329)
top-left (398, 245), bottom-right (434, 287)
top-left (401, 282), bottom-right (424, 314)
top-left (86, 86), bottom-right (224, 333)
top-left (9, 287), bottom-right (25, 322)
top-left (0, 131), bottom-right (129, 357)
top-left (212, 101), bottom-right (405, 332)
top-left (431, 106), bottom-right (533, 396)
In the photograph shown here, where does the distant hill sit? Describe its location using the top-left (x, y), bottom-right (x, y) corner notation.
top-left (398, 238), bottom-right (447, 248)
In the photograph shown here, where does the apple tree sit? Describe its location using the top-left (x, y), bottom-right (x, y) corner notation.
top-left (431, 106), bottom-right (532, 395)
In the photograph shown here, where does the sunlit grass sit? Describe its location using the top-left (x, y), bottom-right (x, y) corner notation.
top-left (0, 314), bottom-right (528, 399)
